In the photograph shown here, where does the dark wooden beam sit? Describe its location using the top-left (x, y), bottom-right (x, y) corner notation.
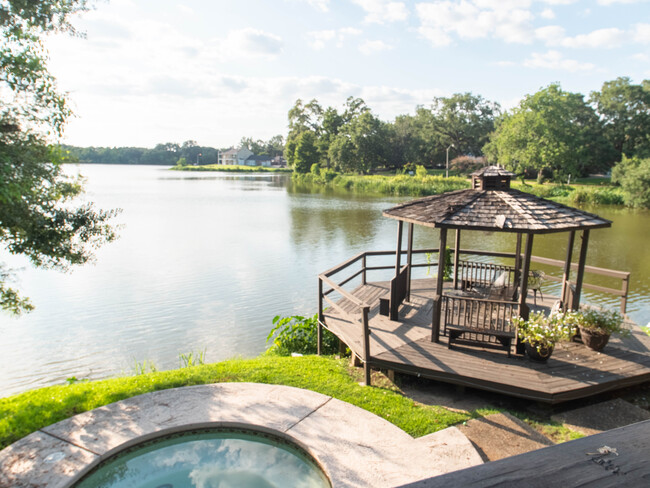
top-left (406, 223), bottom-right (414, 301)
top-left (514, 233), bottom-right (522, 287)
top-left (394, 220), bottom-right (403, 279)
top-left (431, 228), bottom-right (448, 343)
top-left (561, 230), bottom-right (575, 310)
top-left (572, 229), bottom-right (590, 310)
top-left (517, 233), bottom-right (534, 354)
top-left (453, 229), bottom-right (461, 290)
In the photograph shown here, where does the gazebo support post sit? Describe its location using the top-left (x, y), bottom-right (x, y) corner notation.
top-left (516, 233), bottom-right (534, 354)
top-left (561, 231), bottom-right (575, 310)
top-left (394, 221), bottom-right (403, 279)
top-left (453, 229), bottom-right (461, 290)
top-left (406, 223), bottom-right (414, 301)
top-left (514, 233), bottom-right (522, 290)
top-left (572, 229), bottom-right (590, 311)
top-left (431, 228), bottom-right (448, 343)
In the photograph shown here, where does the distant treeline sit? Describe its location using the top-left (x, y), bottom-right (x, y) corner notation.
top-left (63, 135), bottom-right (285, 166)
top-left (63, 141), bottom-right (220, 166)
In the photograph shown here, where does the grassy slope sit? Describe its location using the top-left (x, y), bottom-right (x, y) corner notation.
top-left (0, 356), bottom-right (472, 449)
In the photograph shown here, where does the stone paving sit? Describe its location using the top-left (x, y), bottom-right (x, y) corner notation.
top-left (0, 383), bottom-right (483, 488)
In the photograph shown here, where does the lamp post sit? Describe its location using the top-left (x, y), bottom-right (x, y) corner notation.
top-left (445, 144), bottom-right (454, 178)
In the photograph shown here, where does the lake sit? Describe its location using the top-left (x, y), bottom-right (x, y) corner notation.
top-left (1, 164), bottom-right (648, 397)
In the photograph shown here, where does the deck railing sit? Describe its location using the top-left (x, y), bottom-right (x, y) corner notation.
top-left (318, 249), bottom-right (631, 376)
top-left (456, 260), bottom-right (516, 291)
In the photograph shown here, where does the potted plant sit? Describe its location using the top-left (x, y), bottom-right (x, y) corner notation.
top-left (572, 308), bottom-right (626, 351)
top-left (511, 311), bottom-right (573, 362)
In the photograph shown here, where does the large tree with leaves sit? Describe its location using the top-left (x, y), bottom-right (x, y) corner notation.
top-left (590, 77), bottom-right (650, 159)
top-left (1, 0), bottom-right (118, 314)
top-left (484, 84), bottom-right (616, 180)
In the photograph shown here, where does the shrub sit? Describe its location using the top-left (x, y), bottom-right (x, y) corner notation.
top-left (449, 156), bottom-right (486, 175)
top-left (612, 156), bottom-right (650, 208)
top-left (266, 314), bottom-right (340, 356)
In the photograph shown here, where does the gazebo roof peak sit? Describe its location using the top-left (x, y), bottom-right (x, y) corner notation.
top-left (471, 165), bottom-right (516, 177)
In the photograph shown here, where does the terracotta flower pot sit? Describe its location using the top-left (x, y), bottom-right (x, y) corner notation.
top-left (579, 326), bottom-right (611, 351)
top-left (525, 342), bottom-right (554, 362)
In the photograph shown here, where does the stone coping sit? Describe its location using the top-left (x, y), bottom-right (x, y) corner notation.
top-left (0, 383), bottom-right (482, 487)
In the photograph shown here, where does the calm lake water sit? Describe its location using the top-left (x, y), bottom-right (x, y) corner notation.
top-left (1, 164), bottom-right (648, 397)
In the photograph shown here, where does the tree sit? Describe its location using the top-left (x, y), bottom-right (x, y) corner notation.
top-left (484, 84), bottom-right (616, 180)
top-left (329, 111), bottom-right (387, 173)
top-left (0, 0), bottom-right (118, 314)
top-left (612, 156), bottom-right (650, 208)
top-left (429, 93), bottom-right (500, 156)
top-left (590, 77), bottom-right (650, 159)
top-left (293, 131), bottom-right (320, 173)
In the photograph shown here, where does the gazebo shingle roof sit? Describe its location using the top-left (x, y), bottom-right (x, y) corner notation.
top-left (383, 188), bottom-right (611, 234)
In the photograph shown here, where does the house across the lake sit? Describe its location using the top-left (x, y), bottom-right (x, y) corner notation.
top-left (218, 148), bottom-right (286, 167)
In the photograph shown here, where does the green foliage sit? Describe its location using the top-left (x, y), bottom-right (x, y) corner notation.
top-left (485, 83), bottom-right (616, 179)
top-left (132, 359), bottom-right (157, 375)
top-left (415, 165), bottom-right (428, 178)
top-left (573, 308), bottom-right (626, 335)
top-left (0, 1), bottom-right (118, 313)
top-left (0, 355), bottom-right (473, 448)
top-left (590, 77), bottom-right (650, 159)
top-left (612, 156), bottom-right (650, 208)
top-left (175, 156), bottom-right (187, 167)
top-left (293, 131), bottom-right (320, 173)
top-left (512, 311), bottom-right (574, 352)
top-left (295, 173), bottom-right (470, 197)
top-left (179, 349), bottom-right (206, 368)
top-left (266, 314), bottom-right (339, 356)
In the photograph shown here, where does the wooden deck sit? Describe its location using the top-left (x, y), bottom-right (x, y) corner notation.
top-left (399, 419), bottom-right (650, 487)
top-left (322, 279), bottom-right (650, 404)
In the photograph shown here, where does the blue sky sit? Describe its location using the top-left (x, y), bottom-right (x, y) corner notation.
top-left (46, 0), bottom-right (650, 149)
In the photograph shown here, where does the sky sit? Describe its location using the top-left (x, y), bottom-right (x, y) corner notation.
top-left (45, 0), bottom-right (650, 149)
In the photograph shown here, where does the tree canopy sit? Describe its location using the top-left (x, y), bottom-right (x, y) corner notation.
top-left (1, 0), bottom-right (117, 313)
top-left (484, 84), bottom-right (617, 180)
top-left (590, 77), bottom-right (650, 160)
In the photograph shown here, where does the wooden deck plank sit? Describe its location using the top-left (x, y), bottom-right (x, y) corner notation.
top-left (399, 420), bottom-right (650, 488)
top-left (321, 278), bottom-right (650, 404)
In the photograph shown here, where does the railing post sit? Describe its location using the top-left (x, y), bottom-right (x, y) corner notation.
top-left (362, 306), bottom-right (371, 386)
top-left (406, 224), bottom-right (414, 301)
top-left (561, 230), bottom-right (575, 310)
top-left (572, 229), bottom-right (590, 310)
top-left (361, 254), bottom-right (367, 285)
top-left (318, 277), bottom-right (323, 356)
top-left (621, 274), bottom-right (630, 315)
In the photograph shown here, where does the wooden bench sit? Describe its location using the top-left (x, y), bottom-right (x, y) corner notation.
top-left (442, 294), bottom-right (518, 357)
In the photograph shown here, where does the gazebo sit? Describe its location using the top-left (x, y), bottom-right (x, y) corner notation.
top-left (381, 166), bottom-right (611, 349)
top-left (317, 168), bottom-right (647, 402)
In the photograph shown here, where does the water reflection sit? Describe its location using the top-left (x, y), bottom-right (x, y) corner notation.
top-left (0, 166), bottom-right (647, 396)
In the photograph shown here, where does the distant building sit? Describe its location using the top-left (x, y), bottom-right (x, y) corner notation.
top-left (219, 148), bottom-right (253, 165)
top-left (271, 155), bottom-right (287, 167)
top-left (244, 154), bottom-right (273, 167)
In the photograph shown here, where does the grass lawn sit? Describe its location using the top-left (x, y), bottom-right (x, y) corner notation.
top-left (171, 164), bottom-right (292, 173)
top-left (0, 355), bottom-right (586, 450)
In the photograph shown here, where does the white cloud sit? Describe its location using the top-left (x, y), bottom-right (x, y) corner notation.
top-left (633, 23), bottom-right (650, 43)
top-left (221, 28), bottom-right (283, 57)
top-left (560, 27), bottom-right (626, 48)
top-left (299, 0), bottom-right (330, 11)
top-left (597, 0), bottom-right (647, 4)
top-left (359, 39), bottom-right (393, 54)
top-left (352, 0), bottom-right (409, 23)
top-left (535, 25), bottom-right (565, 45)
top-left (540, 8), bottom-right (555, 19)
top-left (523, 50), bottom-right (595, 71)
top-left (307, 27), bottom-right (362, 49)
top-left (415, 1), bottom-right (534, 46)
top-left (630, 52), bottom-right (649, 61)
top-left (540, 0), bottom-right (578, 5)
